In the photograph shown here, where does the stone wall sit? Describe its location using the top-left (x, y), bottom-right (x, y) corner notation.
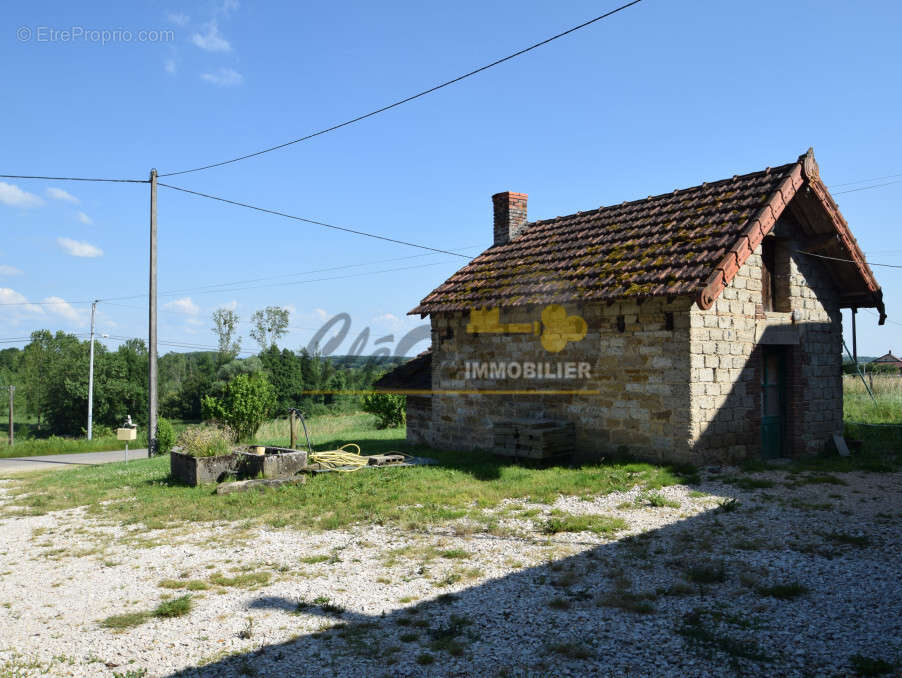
top-left (689, 216), bottom-right (843, 461)
top-left (405, 396), bottom-right (432, 445)
top-left (416, 221), bottom-right (843, 464)
top-left (426, 298), bottom-right (695, 462)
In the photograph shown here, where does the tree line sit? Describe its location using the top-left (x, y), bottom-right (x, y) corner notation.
top-left (0, 305), bottom-right (405, 438)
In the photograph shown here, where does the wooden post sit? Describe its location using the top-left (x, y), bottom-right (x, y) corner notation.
top-left (289, 410), bottom-right (297, 450)
top-left (148, 169), bottom-right (158, 456)
top-left (7, 385), bottom-right (13, 447)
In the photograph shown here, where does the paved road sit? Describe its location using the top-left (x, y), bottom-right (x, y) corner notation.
top-left (0, 449), bottom-right (149, 474)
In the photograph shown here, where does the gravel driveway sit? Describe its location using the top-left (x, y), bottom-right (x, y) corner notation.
top-left (0, 468), bottom-right (900, 677)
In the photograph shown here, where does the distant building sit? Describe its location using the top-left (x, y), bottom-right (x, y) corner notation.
top-left (870, 351), bottom-right (902, 372)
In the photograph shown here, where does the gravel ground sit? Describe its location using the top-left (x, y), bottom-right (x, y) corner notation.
top-left (0, 468), bottom-right (900, 677)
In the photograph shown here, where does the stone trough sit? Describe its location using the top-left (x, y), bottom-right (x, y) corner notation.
top-left (169, 447), bottom-right (308, 487)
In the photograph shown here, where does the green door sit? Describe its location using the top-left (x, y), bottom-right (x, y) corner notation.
top-left (761, 348), bottom-right (785, 459)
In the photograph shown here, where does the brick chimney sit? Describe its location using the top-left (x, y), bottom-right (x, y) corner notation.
top-left (492, 191), bottom-right (528, 246)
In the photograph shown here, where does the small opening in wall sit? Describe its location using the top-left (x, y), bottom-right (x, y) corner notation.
top-left (665, 312), bottom-right (674, 331)
top-left (616, 315), bottom-right (625, 333)
top-left (761, 237), bottom-right (791, 312)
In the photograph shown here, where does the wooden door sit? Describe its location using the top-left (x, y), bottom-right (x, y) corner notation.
top-left (761, 347), bottom-right (786, 459)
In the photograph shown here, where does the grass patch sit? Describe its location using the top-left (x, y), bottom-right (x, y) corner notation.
top-left (299, 554), bottom-right (331, 565)
top-left (439, 548), bottom-right (470, 560)
top-left (824, 531), bottom-right (870, 547)
top-left (2, 413), bottom-right (689, 530)
top-left (548, 641), bottom-right (593, 659)
top-left (685, 562), bottom-right (726, 585)
top-left (849, 654), bottom-right (895, 676)
top-left (757, 582), bottom-right (808, 600)
top-left (541, 514), bottom-right (627, 536)
top-left (725, 476), bottom-right (775, 490)
top-left (153, 595), bottom-right (192, 618)
top-left (208, 571), bottom-right (271, 588)
top-left (159, 579), bottom-right (209, 591)
top-left (678, 608), bottom-right (768, 662)
top-left (599, 590), bottom-right (656, 614)
top-left (100, 611), bottom-right (151, 630)
top-left (100, 595), bottom-right (192, 629)
top-left (639, 491), bottom-right (680, 508)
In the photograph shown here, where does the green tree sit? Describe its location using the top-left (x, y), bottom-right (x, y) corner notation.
top-left (362, 393), bottom-right (406, 428)
top-left (211, 308), bottom-right (241, 364)
top-left (249, 306), bottom-right (290, 352)
top-left (201, 372), bottom-right (275, 441)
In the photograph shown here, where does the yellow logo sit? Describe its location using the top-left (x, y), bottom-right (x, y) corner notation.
top-left (466, 304), bottom-right (587, 353)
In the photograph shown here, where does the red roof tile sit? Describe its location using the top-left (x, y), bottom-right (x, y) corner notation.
top-left (411, 151), bottom-right (884, 320)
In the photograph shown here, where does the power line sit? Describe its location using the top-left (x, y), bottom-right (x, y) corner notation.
top-left (797, 250), bottom-right (902, 269)
top-left (832, 180), bottom-right (902, 196)
top-left (830, 172), bottom-right (902, 188)
top-left (0, 173), bottom-right (147, 184)
top-left (97, 246), bottom-right (480, 302)
top-left (158, 0), bottom-right (644, 177)
top-left (157, 181), bottom-right (473, 258)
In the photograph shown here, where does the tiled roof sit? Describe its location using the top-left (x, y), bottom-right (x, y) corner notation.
top-left (373, 350), bottom-right (432, 392)
top-left (411, 151), bottom-right (883, 318)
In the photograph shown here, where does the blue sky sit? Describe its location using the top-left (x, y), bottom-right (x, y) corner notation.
top-left (1, 0), bottom-right (900, 357)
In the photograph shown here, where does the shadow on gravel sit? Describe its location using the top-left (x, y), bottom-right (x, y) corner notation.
top-left (161, 481), bottom-right (902, 678)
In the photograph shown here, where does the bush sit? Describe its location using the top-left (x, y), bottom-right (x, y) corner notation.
top-left (361, 393), bottom-right (406, 429)
top-left (201, 372), bottom-right (275, 441)
top-left (176, 425), bottom-right (234, 458)
top-left (156, 416), bottom-right (176, 455)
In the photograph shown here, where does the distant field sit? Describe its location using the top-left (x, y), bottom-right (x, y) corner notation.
top-left (844, 374), bottom-right (902, 424)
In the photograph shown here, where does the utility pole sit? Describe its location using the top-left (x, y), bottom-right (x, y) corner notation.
top-left (148, 168), bottom-right (158, 456)
top-left (87, 300), bottom-right (97, 440)
top-left (7, 386), bottom-right (13, 447)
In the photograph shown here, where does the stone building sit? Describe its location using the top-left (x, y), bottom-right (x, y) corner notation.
top-left (376, 150), bottom-right (885, 464)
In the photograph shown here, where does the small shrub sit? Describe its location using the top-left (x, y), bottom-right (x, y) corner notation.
top-left (415, 653), bottom-right (435, 665)
top-left (156, 417), bottom-right (177, 455)
top-left (176, 425), bottom-right (234, 458)
top-left (361, 393), bottom-right (406, 429)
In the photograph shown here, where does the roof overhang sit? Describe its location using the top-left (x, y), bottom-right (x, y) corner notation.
top-left (696, 149), bottom-right (886, 325)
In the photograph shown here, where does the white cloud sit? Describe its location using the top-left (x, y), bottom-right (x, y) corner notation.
top-left (167, 12), bottom-right (190, 26)
top-left (164, 58), bottom-right (177, 74)
top-left (201, 67), bottom-right (243, 86)
top-left (57, 237), bottom-right (103, 258)
top-left (191, 21), bottom-right (231, 52)
top-left (0, 288), bottom-right (43, 315)
top-left (164, 297), bottom-right (200, 315)
top-left (0, 182), bottom-right (43, 208)
top-left (222, 300), bottom-right (238, 311)
top-left (76, 211), bottom-right (93, 224)
top-left (42, 296), bottom-right (83, 324)
top-left (219, 0), bottom-right (239, 16)
top-left (46, 187), bottom-right (79, 204)
top-left (314, 308), bottom-right (328, 320)
top-left (0, 265), bottom-right (22, 276)
top-left (186, 316), bottom-right (204, 326)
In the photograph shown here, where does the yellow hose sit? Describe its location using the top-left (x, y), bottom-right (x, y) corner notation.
top-left (308, 444), bottom-right (413, 472)
top-left (309, 443), bottom-right (368, 471)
